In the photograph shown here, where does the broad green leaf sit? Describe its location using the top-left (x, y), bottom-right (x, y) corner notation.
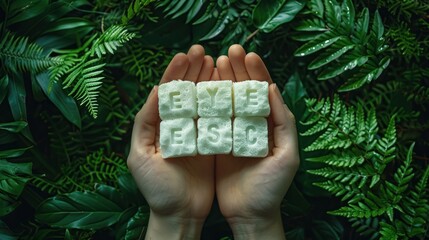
top-left (311, 219), bottom-right (342, 240)
top-left (7, 0), bottom-right (49, 25)
top-left (94, 184), bottom-right (129, 209)
top-left (0, 75), bottom-right (9, 104)
top-left (318, 53), bottom-right (368, 80)
top-left (308, 41), bottom-right (354, 69)
top-left (294, 32), bottom-right (340, 56)
top-left (36, 191), bottom-right (124, 230)
top-left (35, 72), bottom-right (81, 128)
top-left (253, 0), bottom-right (305, 33)
top-left (0, 160), bottom-right (31, 216)
top-left (7, 72), bottom-right (26, 122)
top-left (0, 121), bottom-right (27, 133)
top-left (125, 207), bottom-right (149, 240)
top-left (118, 173), bottom-right (145, 205)
top-left (0, 147), bottom-right (32, 159)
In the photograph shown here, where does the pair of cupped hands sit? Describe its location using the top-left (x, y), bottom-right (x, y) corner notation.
top-left (127, 44), bottom-right (299, 239)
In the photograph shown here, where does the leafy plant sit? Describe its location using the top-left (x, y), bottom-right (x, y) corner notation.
top-left (293, 0), bottom-right (390, 91)
top-left (1, 0), bottom-right (428, 239)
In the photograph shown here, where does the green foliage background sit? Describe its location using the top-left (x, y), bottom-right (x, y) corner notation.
top-left (1, 0), bottom-right (428, 239)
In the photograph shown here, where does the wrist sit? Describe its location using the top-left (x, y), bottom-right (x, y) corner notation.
top-left (226, 212), bottom-right (285, 240)
top-left (145, 210), bottom-right (205, 240)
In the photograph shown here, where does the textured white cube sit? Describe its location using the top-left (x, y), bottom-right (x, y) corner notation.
top-left (160, 118), bottom-right (197, 158)
top-left (233, 80), bottom-right (270, 117)
top-left (197, 117), bottom-right (232, 155)
top-left (197, 80), bottom-right (232, 117)
top-left (233, 117), bottom-right (268, 157)
top-left (158, 80), bottom-right (197, 120)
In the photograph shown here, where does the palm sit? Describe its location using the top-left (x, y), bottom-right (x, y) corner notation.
top-left (214, 45), bottom-right (299, 219)
top-left (128, 45), bottom-right (216, 219)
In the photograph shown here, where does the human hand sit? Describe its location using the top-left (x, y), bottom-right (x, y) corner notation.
top-left (127, 45), bottom-right (215, 239)
top-left (214, 45), bottom-right (300, 239)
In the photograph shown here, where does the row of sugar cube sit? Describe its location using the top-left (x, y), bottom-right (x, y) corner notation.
top-left (158, 80), bottom-right (269, 158)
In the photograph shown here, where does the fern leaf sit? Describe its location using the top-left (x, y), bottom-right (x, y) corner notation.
top-left (293, 0), bottom-right (389, 90)
top-left (379, 222), bottom-right (398, 240)
top-left (329, 192), bottom-right (391, 218)
top-left (0, 32), bottom-right (59, 72)
top-left (63, 59), bottom-right (105, 118)
top-left (90, 25), bottom-right (136, 58)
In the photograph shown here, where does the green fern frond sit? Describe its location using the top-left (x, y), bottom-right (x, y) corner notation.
top-left (293, 0), bottom-right (390, 91)
top-left (307, 151), bottom-right (364, 168)
top-left (350, 217), bottom-right (380, 240)
top-left (90, 25), bottom-right (136, 58)
top-left (79, 149), bottom-right (127, 185)
top-left (0, 32), bottom-right (60, 73)
top-left (62, 59), bottom-right (105, 118)
top-left (315, 180), bottom-right (364, 203)
top-left (309, 165), bottom-right (377, 189)
top-left (379, 222), bottom-right (398, 240)
top-left (122, 0), bottom-right (155, 24)
top-left (329, 192), bottom-right (391, 218)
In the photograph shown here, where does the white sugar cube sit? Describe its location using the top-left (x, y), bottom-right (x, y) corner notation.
top-left (233, 80), bottom-right (270, 117)
top-left (197, 80), bottom-right (232, 117)
top-left (197, 117), bottom-right (232, 155)
top-left (160, 118), bottom-right (197, 158)
top-left (158, 80), bottom-right (197, 120)
top-left (233, 117), bottom-right (268, 157)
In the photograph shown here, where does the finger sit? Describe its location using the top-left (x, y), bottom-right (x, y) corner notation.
top-left (131, 86), bottom-right (159, 153)
top-left (269, 84), bottom-right (297, 149)
top-left (159, 53), bottom-right (189, 84)
top-left (245, 52), bottom-right (273, 84)
top-left (216, 55), bottom-right (236, 81)
top-left (211, 68), bottom-right (220, 80)
top-left (197, 55), bottom-right (214, 82)
top-left (228, 44), bottom-right (250, 81)
top-left (183, 44), bottom-right (205, 82)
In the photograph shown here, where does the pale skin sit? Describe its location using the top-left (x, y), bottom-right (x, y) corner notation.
top-left (127, 44), bottom-right (300, 239)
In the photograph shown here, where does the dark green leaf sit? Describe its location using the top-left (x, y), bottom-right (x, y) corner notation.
top-left (341, 0), bottom-right (355, 32)
top-left (0, 220), bottom-right (17, 240)
top-left (186, 0), bottom-right (204, 23)
top-left (308, 0), bottom-right (324, 18)
top-left (311, 219), bottom-right (342, 240)
top-left (95, 184), bottom-right (129, 209)
top-left (0, 121), bottom-right (27, 133)
top-left (294, 32), bottom-right (340, 56)
top-left (125, 206), bottom-right (149, 240)
top-left (36, 191), bottom-right (124, 230)
top-left (308, 41), bottom-right (354, 69)
top-left (318, 54), bottom-right (368, 80)
top-left (7, 72), bottom-right (26, 121)
top-left (324, 0), bottom-right (341, 28)
top-left (372, 11), bottom-right (384, 40)
top-left (354, 8), bottom-right (369, 42)
top-left (0, 75), bottom-right (9, 104)
top-left (0, 160), bottom-right (32, 198)
top-left (0, 147), bottom-right (32, 159)
top-left (0, 194), bottom-right (19, 217)
top-left (35, 72), bottom-right (81, 128)
top-left (294, 18), bottom-right (327, 32)
top-left (7, 0), bottom-right (49, 25)
top-left (253, 0), bottom-right (305, 33)
top-left (118, 173), bottom-right (145, 205)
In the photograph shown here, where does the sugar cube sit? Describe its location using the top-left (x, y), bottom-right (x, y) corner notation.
top-left (233, 80), bottom-right (270, 117)
top-left (158, 80), bottom-right (197, 120)
top-left (160, 118), bottom-right (197, 158)
top-left (197, 80), bottom-right (233, 117)
top-left (197, 117), bottom-right (232, 155)
top-left (233, 117), bottom-right (268, 157)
